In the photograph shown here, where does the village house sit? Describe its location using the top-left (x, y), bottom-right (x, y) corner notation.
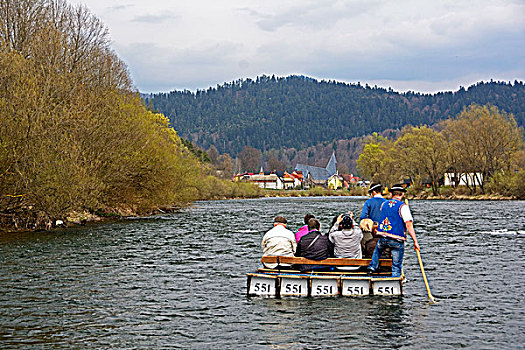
top-left (233, 169), bottom-right (285, 189)
top-left (249, 173), bottom-right (284, 189)
top-left (327, 174), bottom-right (343, 190)
top-left (282, 171), bottom-right (303, 189)
top-left (295, 153), bottom-right (338, 188)
top-left (341, 174), bottom-right (360, 189)
top-left (233, 172), bottom-right (254, 182)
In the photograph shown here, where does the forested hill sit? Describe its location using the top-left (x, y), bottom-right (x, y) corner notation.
top-left (146, 76), bottom-right (525, 156)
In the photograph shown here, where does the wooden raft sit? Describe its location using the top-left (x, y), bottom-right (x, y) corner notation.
top-left (248, 256), bottom-right (401, 297)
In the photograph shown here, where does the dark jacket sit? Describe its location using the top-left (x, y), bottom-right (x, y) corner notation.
top-left (296, 230), bottom-right (334, 260)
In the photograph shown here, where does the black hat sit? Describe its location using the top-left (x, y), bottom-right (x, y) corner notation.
top-left (341, 215), bottom-right (353, 229)
top-left (390, 184), bottom-right (407, 192)
top-left (368, 183), bottom-right (382, 193)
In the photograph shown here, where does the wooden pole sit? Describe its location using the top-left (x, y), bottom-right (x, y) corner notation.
top-left (416, 249), bottom-right (436, 304)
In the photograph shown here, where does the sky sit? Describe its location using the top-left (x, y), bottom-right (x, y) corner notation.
top-left (69, 0), bottom-right (525, 94)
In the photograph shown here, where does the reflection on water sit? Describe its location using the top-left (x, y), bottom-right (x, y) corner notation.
top-left (1, 198), bottom-right (524, 349)
top-left (248, 297), bottom-right (410, 348)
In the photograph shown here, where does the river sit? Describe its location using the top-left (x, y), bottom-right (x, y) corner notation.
top-left (1, 197), bottom-right (524, 349)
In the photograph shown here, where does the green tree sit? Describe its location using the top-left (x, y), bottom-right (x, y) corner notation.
top-left (357, 143), bottom-right (385, 181)
top-left (356, 133), bottom-right (396, 184)
top-left (0, 0), bottom-right (205, 230)
top-left (443, 104), bottom-right (522, 194)
top-left (394, 126), bottom-right (448, 195)
top-left (487, 150), bottom-right (525, 199)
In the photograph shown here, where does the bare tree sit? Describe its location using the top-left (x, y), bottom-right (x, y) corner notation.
top-left (238, 146), bottom-right (262, 173)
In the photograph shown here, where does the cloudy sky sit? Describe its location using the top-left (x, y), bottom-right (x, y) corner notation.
top-left (69, 0), bottom-right (524, 93)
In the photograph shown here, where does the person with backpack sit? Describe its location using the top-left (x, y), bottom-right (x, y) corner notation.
top-left (295, 218), bottom-right (334, 272)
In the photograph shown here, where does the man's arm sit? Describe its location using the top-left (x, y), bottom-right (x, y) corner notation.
top-left (405, 221), bottom-right (420, 251)
top-left (328, 215), bottom-right (343, 235)
top-left (261, 236), bottom-right (266, 251)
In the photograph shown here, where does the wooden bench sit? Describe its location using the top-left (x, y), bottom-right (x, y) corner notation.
top-left (261, 256), bottom-right (392, 267)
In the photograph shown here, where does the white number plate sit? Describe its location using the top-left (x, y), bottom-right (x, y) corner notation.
top-left (248, 276), bottom-right (276, 296)
top-left (342, 279), bottom-right (370, 296)
top-left (310, 278), bottom-right (338, 297)
top-left (372, 280), bottom-right (401, 295)
top-left (280, 277), bottom-right (308, 297)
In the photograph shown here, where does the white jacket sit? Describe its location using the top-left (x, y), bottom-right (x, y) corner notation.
top-left (329, 225), bottom-right (363, 259)
top-left (261, 224), bottom-right (297, 268)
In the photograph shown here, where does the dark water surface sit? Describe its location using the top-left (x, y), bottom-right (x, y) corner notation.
top-left (1, 198), bottom-right (524, 349)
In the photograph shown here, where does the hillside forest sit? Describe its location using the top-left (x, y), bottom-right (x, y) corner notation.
top-left (146, 76), bottom-right (525, 174)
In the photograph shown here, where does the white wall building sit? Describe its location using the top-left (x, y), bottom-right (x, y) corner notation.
top-left (444, 172), bottom-right (484, 187)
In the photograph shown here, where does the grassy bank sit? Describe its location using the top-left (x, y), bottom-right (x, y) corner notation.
top-left (261, 187), bottom-right (368, 197)
top-left (406, 187), bottom-right (518, 200)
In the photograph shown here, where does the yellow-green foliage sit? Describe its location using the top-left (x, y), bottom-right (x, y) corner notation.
top-left (196, 176), bottom-right (264, 200)
top-left (486, 151), bottom-right (525, 199)
top-left (0, 0), bottom-right (205, 230)
top-left (487, 170), bottom-right (525, 199)
top-left (356, 104), bottom-right (524, 196)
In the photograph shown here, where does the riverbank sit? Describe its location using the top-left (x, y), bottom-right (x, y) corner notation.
top-left (1, 187), bottom-right (518, 233)
top-left (260, 188), bottom-right (517, 200)
top-left (261, 188), bottom-right (367, 197)
top-left (406, 187), bottom-right (517, 200)
top-left (408, 193), bottom-right (516, 200)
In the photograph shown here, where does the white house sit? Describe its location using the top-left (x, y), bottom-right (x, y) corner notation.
top-left (249, 173), bottom-right (284, 189)
top-left (444, 172), bottom-right (484, 187)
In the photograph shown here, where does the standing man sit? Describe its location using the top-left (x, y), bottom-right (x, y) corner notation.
top-left (261, 216), bottom-right (297, 269)
top-left (359, 183), bottom-right (386, 253)
top-left (367, 184), bottom-right (420, 277)
top-left (360, 183), bottom-right (386, 224)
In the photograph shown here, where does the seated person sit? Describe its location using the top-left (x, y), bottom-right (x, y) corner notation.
top-left (261, 216), bottom-right (297, 269)
top-left (295, 213), bottom-right (315, 242)
top-left (295, 218), bottom-right (334, 272)
top-left (359, 218), bottom-right (375, 254)
top-left (363, 222), bottom-right (392, 259)
top-left (329, 213), bottom-right (363, 270)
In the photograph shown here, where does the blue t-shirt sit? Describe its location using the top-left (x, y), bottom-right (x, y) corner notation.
top-left (360, 196), bottom-right (386, 222)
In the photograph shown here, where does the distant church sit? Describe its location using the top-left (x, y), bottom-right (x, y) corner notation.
top-left (295, 153), bottom-right (338, 188)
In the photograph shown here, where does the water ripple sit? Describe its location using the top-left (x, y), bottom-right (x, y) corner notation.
top-left (0, 199), bottom-right (524, 349)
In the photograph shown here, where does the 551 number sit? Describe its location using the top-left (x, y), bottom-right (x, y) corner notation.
top-left (376, 286), bottom-right (395, 294)
top-left (316, 285), bottom-right (335, 294)
top-left (284, 284), bottom-right (303, 294)
top-left (347, 286), bottom-right (364, 295)
top-left (253, 282), bottom-right (271, 293)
